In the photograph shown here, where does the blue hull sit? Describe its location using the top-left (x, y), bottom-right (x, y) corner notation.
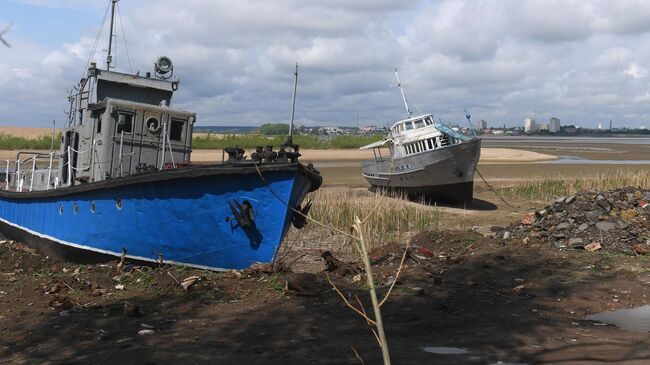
top-left (0, 163), bottom-right (321, 270)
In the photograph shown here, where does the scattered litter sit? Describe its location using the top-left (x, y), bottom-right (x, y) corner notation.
top-left (180, 276), bottom-right (201, 291)
top-left (114, 284), bottom-right (125, 290)
top-left (584, 242), bottom-right (602, 252)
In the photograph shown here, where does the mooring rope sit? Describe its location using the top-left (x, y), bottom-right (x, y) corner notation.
top-left (475, 168), bottom-right (517, 208)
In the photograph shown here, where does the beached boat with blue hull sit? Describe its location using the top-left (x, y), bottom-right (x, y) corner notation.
top-left (0, 163), bottom-right (320, 270)
top-left (0, 1), bottom-right (321, 270)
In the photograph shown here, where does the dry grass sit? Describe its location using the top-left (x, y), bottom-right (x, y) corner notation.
top-left (500, 170), bottom-right (650, 201)
top-left (304, 189), bottom-right (440, 250)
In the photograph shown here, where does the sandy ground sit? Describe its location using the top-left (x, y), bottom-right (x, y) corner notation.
top-left (0, 147), bottom-right (556, 166)
top-left (188, 147), bottom-right (557, 163)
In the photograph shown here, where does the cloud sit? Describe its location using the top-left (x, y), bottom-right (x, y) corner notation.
top-left (3, 0), bottom-right (650, 127)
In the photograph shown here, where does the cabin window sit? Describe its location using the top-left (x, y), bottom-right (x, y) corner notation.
top-left (170, 120), bottom-right (184, 141)
top-left (96, 113), bottom-right (103, 134)
top-left (405, 122), bottom-right (414, 130)
top-left (425, 117), bottom-right (433, 126)
top-left (414, 119), bottom-right (424, 129)
top-left (117, 113), bottom-right (134, 134)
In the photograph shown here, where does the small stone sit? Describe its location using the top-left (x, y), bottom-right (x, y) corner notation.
top-left (411, 287), bottom-right (425, 295)
top-left (565, 195), bottom-right (576, 204)
top-left (556, 222), bottom-right (571, 230)
top-left (577, 223), bottom-right (589, 232)
top-left (555, 202), bottom-right (566, 212)
top-left (59, 310), bottom-right (70, 317)
top-left (620, 209), bottom-right (638, 220)
top-left (138, 329), bottom-right (155, 336)
top-left (553, 233), bottom-right (566, 239)
top-left (568, 238), bottom-right (584, 247)
top-left (535, 209), bottom-right (547, 218)
top-left (555, 196), bottom-right (567, 203)
top-left (502, 231), bottom-right (511, 239)
top-left (595, 222), bottom-right (616, 232)
top-left (585, 210), bottom-right (601, 219)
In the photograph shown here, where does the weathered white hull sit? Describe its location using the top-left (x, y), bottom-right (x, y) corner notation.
top-left (361, 139), bottom-right (481, 203)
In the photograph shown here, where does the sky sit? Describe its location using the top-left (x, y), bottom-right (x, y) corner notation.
top-left (2, 0), bottom-right (650, 128)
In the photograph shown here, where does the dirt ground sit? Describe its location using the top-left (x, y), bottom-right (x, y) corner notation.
top-left (1, 206), bottom-right (649, 364)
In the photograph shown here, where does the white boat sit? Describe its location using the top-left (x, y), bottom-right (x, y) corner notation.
top-left (359, 70), bottom-right (481, 204)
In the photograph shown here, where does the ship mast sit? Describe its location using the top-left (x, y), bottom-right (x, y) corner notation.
top-left (288, 63), bottom-right (299, 144)
top-left (394, 68), bottom-right (412, 117)
top-left (106, 0), bottom-right (118, 70)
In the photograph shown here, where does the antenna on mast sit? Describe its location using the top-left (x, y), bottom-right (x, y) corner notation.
top-left (106, 0), bottom-right (118, 70)
top-left (287, 63), bottom-right (299, 144)
top-left (394, 68), bottom-right (412, 117)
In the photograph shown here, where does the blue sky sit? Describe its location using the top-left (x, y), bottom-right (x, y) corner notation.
top-left (4, 1), bottom-right (102, 46)
top-left (2, 0), bottom-right (650, 128)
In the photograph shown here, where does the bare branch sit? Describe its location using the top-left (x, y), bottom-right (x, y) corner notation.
top-left (380, 241), bottom-right (410, 307)
top-left (326, 274), bottom-right (377, 326)
top-left (351, 346), bottom-right (365, 365)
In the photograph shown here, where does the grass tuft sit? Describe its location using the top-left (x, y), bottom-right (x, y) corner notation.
top-left (500, 170), bottom-right (650, 201)
top-left (306, 189), bottom-right (441, 249)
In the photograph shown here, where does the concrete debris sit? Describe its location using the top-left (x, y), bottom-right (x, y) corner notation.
top-left (508, 188), bottom-right (650, 255)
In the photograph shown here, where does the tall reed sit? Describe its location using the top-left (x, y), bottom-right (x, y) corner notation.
top-left (0, 133), bottom-right (60, 150)
top-left (306, 189), bottom-right (440, 249)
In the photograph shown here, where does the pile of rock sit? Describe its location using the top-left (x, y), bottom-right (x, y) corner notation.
top-left (505, 187), bottom-right (650, 254)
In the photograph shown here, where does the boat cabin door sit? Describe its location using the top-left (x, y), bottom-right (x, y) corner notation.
top-left (61, 130), bottom-right (80, 185)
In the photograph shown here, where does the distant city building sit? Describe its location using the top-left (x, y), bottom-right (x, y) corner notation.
top-left (539, 123), bottom-right (549, 131)
top-left (476, 119), bottom-right (488, 129)
top-left (524, 117), bottom-right (536, 133)
top-left (597, 122), bottom-right (603, 129)
top-left (549, 117), bottom-right (561, 133)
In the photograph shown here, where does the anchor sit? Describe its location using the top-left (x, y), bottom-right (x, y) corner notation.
top-left (226, 199), bottom-right (254, 228)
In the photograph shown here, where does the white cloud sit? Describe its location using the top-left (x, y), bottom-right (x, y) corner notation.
top-left (3, 0), bottom-right (650, 127)
top-left (624, 63), bottom-right (648, 79)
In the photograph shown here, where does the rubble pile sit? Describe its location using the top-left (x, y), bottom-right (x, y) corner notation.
top-left (506, 187), bottom-right (650, 254)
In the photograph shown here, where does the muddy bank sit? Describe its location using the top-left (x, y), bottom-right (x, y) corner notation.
top-left (1, 227), bottom-right (649, 364)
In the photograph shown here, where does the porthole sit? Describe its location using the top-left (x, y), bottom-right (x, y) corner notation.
top-left (73, 202), bottom-right (78, 215)
top-left (59, 204), bottom-right (63, 215)
top-left (90, 201), bottom-right (96, 213)
top-left (145, 117), bottom-right (161, 133)
top-left (115, 198), bottom-right (122, 210)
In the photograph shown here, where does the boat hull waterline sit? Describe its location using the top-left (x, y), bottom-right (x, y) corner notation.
top-left (0, 163), bottom-right (321, 270)
top-left (361, 139), bottom-right (481, 203)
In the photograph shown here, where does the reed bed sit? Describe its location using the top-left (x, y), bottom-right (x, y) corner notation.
top-left (500, 170), bottom-right (650, 201)
top-left (305, 189), bottom-right (441, 250)
top-left (0, 133), bottom-right (60, 150)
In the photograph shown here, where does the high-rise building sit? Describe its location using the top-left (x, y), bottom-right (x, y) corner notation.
top-left (524, 118), bottom-right (536, 133)
top-left (548, 117), bottom-right (561, 133)
top-left (476, 119), bottom-right (488, 129)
